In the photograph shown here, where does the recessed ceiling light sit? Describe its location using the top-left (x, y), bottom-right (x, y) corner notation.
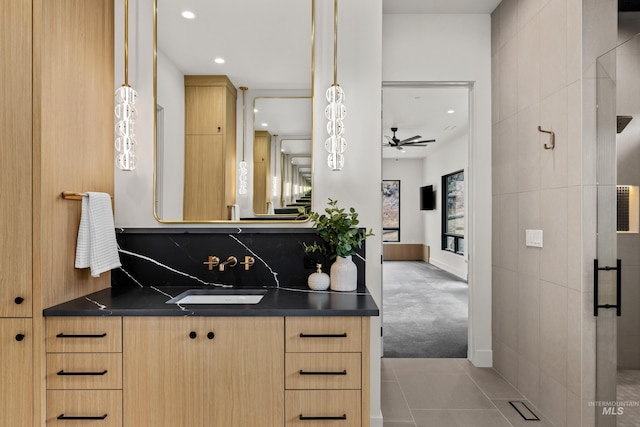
top-left (261, 123), bottom-right (268, 127)
top-left (254, 108), bottom-right (258, 113)
top-left (447, 109), bottom-right (455, 114)
top-left (214, 57), bottom-right (225, 64)
top-left (181, 10), bottom-right (195, 19)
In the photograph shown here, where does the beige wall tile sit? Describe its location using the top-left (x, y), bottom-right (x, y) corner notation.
top-left (517, 15), bottom-right (540, 111)
top-left (495, 339), bottom-right (520, 386)
top-left (540, 88), bottom-right (568, 189)
top-left (567, 289), bottom-right (582, 395)
top-left (498, 115), bottom-right (519, 194)
top-left (567, 185), bottom-right (583, 291)
top-left (492, 52), bottom-right (501, 123)
top-left (499, 37), bottom-right (519, 119)
top-left (499, 268), bottom-right (519, 350)
top-left (566, 0), bottom-right (582, 85)
top-left (517, 0), bottom-right (541, 28)
top-left (518, 356), bottom-right (541, 407)
top-left (518, 190), bottom-right (541, 277)
top-left (493, 196), bottom-right (502, 266)
top-left (567, 81), bottom-right (582, 187)
top-left (499, 0), bottom-right (519, 49)
top-left (566, 390), bottom-right (582, 427)
top-left (500, 194), bottom-right (519, 270)
top-left (518, 274), bottom-right (541, 361)
top-left (517, 104), bottom-right (542, 192)
top-left (540, 187), bottom-right (569, 286)
top-left (540, 280), bottom-right (568, 384)
top-left (540, 373), bottom-right (568, 427)
top-left (540, 0), bottom-right (567, 99)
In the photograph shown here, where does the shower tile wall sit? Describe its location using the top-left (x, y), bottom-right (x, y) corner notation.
top-left (491, 0), bottom-right (617, 426)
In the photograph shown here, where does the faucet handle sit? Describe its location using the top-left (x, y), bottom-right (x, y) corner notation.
top-left (203, 256), bottom-right (220, 271)
top-left (240, 256), bottom-right (255, 271)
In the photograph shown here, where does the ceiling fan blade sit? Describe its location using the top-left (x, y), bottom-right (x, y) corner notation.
top-left (397, 135), bottom-right (422, 144)
top-left (403, 139), bottom-right (435, 145)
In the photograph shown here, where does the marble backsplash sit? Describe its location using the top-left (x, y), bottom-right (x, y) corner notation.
top-left (112, 228), bottom-right (367, 291)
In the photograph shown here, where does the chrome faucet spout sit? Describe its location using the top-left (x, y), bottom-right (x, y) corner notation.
top-left (219, 256), bottom-right (238, 272)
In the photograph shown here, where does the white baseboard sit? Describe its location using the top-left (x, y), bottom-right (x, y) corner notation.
top-left (370, 410), bottom-right (384, 427)
top-left (429, 258), bottom-right (468, 280)
top-left (471, 349), bottom-right (493, 367)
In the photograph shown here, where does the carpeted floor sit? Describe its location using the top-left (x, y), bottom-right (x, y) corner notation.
top-left (382, 261), bottom-right (468, 358)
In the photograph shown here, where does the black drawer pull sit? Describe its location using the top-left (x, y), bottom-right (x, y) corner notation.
top-left (15, 333), bottom-right (25, 342)
top-left (57, 370), bottom-right (108, 376)
top-left (57, 414), bottom-right (108, 420)
top-left (189, 331), bottom-right (197, 339)
top-left (56, 333), bottom-right (107, 338)
top-left (299, 370), bottom-right (347, 376)
top-left (207, 331), bottom-right (215, 340)
top-left (299, 414), bottom-right (347, 420)
top-left (15, 296), bottom-right (24, 304)
top-left (299, 333), bottom-right (347, 338)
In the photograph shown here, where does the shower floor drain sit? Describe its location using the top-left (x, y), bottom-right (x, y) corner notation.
top-left (508, 400), bottom-right (541, 421)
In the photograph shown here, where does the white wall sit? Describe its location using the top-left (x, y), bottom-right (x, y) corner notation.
top-left (424, 134), bottom-right (469, 279)
top-left (383, 13), bottom-right (493, 367)
top-left (382, 159), bottom-right (424, 244)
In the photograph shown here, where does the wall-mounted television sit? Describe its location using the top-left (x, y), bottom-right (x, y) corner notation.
top-left (420, 185), bottom-right (435, 210)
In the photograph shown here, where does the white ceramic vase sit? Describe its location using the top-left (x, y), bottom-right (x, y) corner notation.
top-left (330, 255), bottom-right (357, 292)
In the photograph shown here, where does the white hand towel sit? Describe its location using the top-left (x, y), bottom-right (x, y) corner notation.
top-left (74, 192), bottom-right (121, 277)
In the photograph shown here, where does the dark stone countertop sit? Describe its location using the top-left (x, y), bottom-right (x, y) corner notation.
top-left (43, 285), bottom-right (380, 317)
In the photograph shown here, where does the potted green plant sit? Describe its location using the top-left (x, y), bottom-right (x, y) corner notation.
top-left (301, 199), bottom-right (373, 291)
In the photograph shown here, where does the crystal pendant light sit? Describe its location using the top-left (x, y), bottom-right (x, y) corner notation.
top-left (238, 86), bottom-right (248, 194)
top-left (325, 0), bottom-right (346, 170)
top-left (115, 0), bottom-right (137, 171)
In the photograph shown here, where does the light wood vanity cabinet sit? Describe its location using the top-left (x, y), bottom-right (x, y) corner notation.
top-left (183, 75), bottom-right (237, 220)
top-left (45, 317), bottom-right (123, 427)
top-left (123, 317), bottom-right (284, 427)
top-left (285, 317), bottom-right (370, 427)
top-left (0, 319), bottom-right (33, 427)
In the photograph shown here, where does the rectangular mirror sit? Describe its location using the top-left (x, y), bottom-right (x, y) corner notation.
top-left (154, 0), bottom-right (314, 222)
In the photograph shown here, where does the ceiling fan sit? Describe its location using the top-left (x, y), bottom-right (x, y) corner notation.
top-left (384, 127), bottom-right (435, 150)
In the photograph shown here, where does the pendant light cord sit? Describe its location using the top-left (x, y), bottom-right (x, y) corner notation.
top-left (124, 0), bottom-right (129, 86)
top-left (333, 0), bottom-right (338, 86)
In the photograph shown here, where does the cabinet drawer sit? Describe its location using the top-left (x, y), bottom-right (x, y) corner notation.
top-left (46, 390), bottom-right (121, 427)
top-left (286, 390), bottom-right (361, 427)
top-left (286, 317), bottom-right (361, 353)
top-left (286, 353), bottom-right (361, 390)
top-left (47, 353), bottom-right (122, 390)
top-left (46, 317), bottom-right (122, 353)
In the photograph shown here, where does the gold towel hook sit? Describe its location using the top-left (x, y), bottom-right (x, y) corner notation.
top-left (538, 126), bottom-right (555, 150)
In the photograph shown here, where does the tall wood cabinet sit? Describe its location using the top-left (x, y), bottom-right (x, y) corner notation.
top-left (123, 317), bottom-right (284, 427)
top-left (1, 0), bottom-right (114, 425)
top-left (183, 75), bottom-right (237, 220)
top-left (0, 1), bottom-right (34, 426)
top-left (253, 130), bottom-right (272, 214)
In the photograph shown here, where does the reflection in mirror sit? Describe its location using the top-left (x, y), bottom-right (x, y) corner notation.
top-left (251, 98), bottom-right (312, 218)
top-left (154, 0), bottom-right (313, 222)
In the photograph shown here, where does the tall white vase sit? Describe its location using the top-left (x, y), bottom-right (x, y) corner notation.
top-left (330, 255), bottom-right (357, 292)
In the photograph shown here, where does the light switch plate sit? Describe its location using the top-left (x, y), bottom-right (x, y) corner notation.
top-left (525, 229), bottom-right (543, 248)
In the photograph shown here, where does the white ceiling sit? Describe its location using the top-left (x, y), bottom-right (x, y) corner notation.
top-left (157, 0), bottom-right (496, 161)
top-left (383, 0), bottom-right (501, 14)
top-left (382, 86), bottom-right (469, 159)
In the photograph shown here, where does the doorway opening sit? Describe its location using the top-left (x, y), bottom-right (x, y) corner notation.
top-left (381, 83), bottom-right (471, 358)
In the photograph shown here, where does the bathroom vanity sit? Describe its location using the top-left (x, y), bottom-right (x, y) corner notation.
top-left (42, 228), bottom-right (378, 426)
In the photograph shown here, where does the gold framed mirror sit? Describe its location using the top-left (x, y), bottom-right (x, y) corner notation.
top-left (153, 0), bottom-right (314, 223)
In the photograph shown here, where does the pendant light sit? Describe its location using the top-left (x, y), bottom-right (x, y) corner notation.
top-left (115, 0), bottom-right (138, 171)
top-left (238, 86), bottom-right (249, 194)
top-left (325, 0), bottom-right (346, 170)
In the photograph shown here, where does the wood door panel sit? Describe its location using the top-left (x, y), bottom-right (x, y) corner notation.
top-left (0, 318), bottom-right (32, 427)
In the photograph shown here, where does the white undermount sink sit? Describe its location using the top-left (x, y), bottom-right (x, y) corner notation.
top-left (166, 289), bottom-right (267, 305)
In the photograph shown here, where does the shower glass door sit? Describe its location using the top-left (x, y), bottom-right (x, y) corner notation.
top-left (596, 33), bottom-right (640, 427)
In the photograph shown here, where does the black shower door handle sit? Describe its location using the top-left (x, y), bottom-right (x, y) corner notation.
top-left (593, 259), bottom-right (621, 316)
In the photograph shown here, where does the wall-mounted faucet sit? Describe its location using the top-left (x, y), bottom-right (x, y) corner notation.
top-left (203, 256), bottom-right (220, 271)
top-left (219, 256), bottom-right (238, 272)
top-left (240, 256), bottom-right (255, 271)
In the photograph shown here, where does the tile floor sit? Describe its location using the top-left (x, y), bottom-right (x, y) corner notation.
top-left (381, 358), bottom-right (555, 427)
